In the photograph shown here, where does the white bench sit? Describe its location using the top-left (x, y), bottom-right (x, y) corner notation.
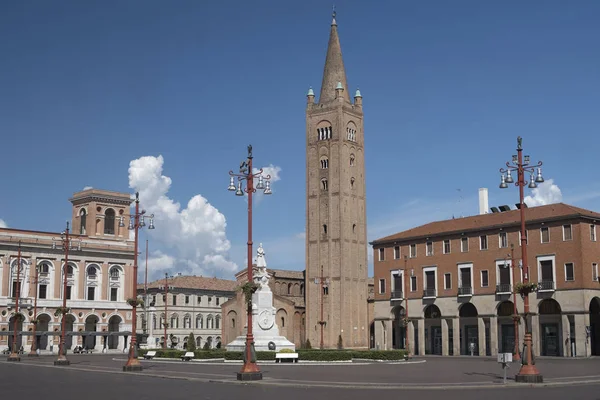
top-left (275, 353), bottom-right (298, 363)
top-left (181, 352), bottom-right (195, 361)
top-left (143, 351), bottom-right (156, 360)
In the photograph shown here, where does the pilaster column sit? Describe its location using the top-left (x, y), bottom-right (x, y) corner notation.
top-left (562, 314), bottom-right (570, 357)
top-left (477, 317), bottom-right (486, 356)
top-left (531, 314), bottom-right (540, 356)
top-left (441, 319), bottom-right (449, 356)
top-left (408, 321), bottom-right (415, 354)
top-left (575, 313), bottom-right (589, 357)
top-left (452, 318), bottom-right (460, 356)
top-left (490, 316), bottom-right (498, 356)
top-left (418, 319), bottom-right (425, 356)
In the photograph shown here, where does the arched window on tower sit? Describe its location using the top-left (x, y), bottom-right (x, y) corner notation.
top-left (320, 157), bottom-right (329, 169)
top-left (346, 127), bottom-right (356, 141)
top-left (323, 224), bottom-right (328, 235)
top-left (317, 126), bottom-right (332, 141)
top-left (321, 179), bottom-right (328, 191)
top-left (104, 209), bottom-right (115, 235)
top-left (350, 154), bottom-right (355, 167)
top-left (350, 177), bottom-right (355, 189)
top-left (79, 209), bottom-right (87, 235)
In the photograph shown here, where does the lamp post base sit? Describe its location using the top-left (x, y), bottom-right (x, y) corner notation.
top-left (515, 373), bottom-right (543, 383)
top-left (27, 352), bottom-right (40, 357)
top-left (123, 357), bottom-right (143, 372)
top-left (237, 372), bottom-right (263, 381)
top-left (7, 353), bottom-right (21, 362)
top-left (54, 357), bottom-right (70, 366)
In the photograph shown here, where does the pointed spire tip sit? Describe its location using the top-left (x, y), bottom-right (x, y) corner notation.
top-left (331, 5), bottom-right (337, 25)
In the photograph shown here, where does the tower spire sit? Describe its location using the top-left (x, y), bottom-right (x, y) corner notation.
top-left (319, 9), bottom-right (350, 104)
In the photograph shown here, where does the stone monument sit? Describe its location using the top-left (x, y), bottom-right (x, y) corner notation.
top-left (226, 243), bottom-right (296, 352)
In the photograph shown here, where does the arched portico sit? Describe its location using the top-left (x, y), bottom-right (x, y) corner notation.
top-left (424, 304), bottom-right (442, 355)
top-left (84, 315), bottom-right (99, 349)
top-left (391, 305), bottom-right (406, 350)
top-left (538, 299), bottom-right (562, 356)
top-left (8, 314), bottom-right (24, 350)
top-left (459, 303), bottom-right (479, 355)
top-left (589, 297), bottom-right (600, 356)
top-left (497, 301), bottom-right (517, 354)
top-left (36, 313), bottom-right (52, 350)
top-left (63, 314), bottom-right (76, 350)
top-left (108, 315), bottom-right (122, 349)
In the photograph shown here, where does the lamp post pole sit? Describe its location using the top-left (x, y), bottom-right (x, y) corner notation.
top-left (7, 243), bottom-right (24, 362)
top-left (53, 222), bottom-right (81, 366)
top-left (499, 136), bottom-right (544, 383)
top-left (510, 244), bottom-right (521, 361)
top-left (163, 273), bottom-right (169, 350)
top-left (404, 256), bottom-right (411, 358)
top-left (228, 144), bottom-right (272, 381)
top-left (29, 264), bottom-right (40, 357)
top-left (123, 192), bottom-right (155, 372)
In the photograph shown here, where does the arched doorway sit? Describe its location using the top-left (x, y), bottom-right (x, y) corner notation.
top-left (84, 315), bottom-right (99, 349)
top-left (497, 301), bottom-right (516, 354)
top-left (64, 315), bottom-right (76, 350)
top-left (538, 299), bottom-right (562, 356)
top-left (424, 304), bottom-right (442, 355)
top-left (459, 303), bottom-right (479, 355)
top-left (8, 314), bottom-right (24, 350)
top-left (36, 314), bottom-right (52, 350)
top-left (589, 297), bottom-right (600, 356)
top-left (392, 305), bottom-right (406, 350)
top-left (108, 315), bottom-right (122, 349)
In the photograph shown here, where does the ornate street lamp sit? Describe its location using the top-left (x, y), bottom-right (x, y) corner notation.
top-left (122, 192), bottom-right (155, 372)
top-left (499, 136), bottom-right (544, 383)
top-left (7, 242), bottom-right (27, 362)
top-left (52, 222), bottom-right (82, 366)
top-left (228, 144), bottom-right (272, 381)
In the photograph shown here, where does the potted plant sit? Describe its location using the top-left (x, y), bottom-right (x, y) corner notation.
top-left (127, 298), bottom-right (144, 308)
top-left (514, 282), bottom-right (537, 296)
top-left (54, 307), bottom-right (70, 317)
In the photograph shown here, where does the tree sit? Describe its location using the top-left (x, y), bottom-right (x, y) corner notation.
top-left (187, 333), bottom-right (196, 352)
top-left (304, 339), bottom-right (312, 349)
top-left (337, 334), bottom-right (343, 350)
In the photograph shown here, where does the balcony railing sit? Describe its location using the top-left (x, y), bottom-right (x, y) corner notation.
top-left (391, 290), bottom-right (403, 300)
top-left (458, 286), bottom-right (473, 296)
top-left (423, 288), bottom-right (437, 298)
top-left (538, 280), bottom-right (555, 292)
top-left (495, 283), bottom-right (512, 294)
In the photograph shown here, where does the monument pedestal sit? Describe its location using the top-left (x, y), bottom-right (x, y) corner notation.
top-left (226, 244), bottom-right (296, 353)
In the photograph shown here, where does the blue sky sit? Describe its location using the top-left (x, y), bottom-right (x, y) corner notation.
top-left (1, 1), bottom-right (599, 281)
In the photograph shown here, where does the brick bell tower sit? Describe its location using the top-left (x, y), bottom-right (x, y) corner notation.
top-left (305, 11), bottom-right (369, 349)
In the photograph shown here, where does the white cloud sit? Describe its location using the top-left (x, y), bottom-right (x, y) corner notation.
top-left (524, 179), bottom-right (563, 207)
top-left (83, 186), bottom-right (93, 190)
top-left (295, 232), bottom-right (306, 239)
top-left (0, 219), bottom-right (7, 228)
top-left (251, 164), bottom-right (282, 204)
top-left (128, 155), bottom-right (238, 280)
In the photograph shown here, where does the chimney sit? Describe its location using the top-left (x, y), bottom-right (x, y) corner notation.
top-left (479, 188), bottom-right (489, 215)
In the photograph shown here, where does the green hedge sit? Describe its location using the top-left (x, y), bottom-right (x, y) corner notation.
top-left (138, 348), bottom-right (406, 361)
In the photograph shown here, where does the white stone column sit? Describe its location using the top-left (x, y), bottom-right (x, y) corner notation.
top-left (577, 313), bottom-right (590, 357)
top-left (418, 319), bottom-right (425, 356)
top-left (385, 320), bottom-right (392, 351)
top-left (562, 314), bottom-right (570, 357)
top-left (452, 318), bottom-right (460, 356)
top-left (441, 319), bottom-right (449, 356)
top-left (407, 321), bottom-right (415, 355)
top-left (477, 317), bottom-right (486, 356)
top-left (490, 316), bottom-right (498, 356)
top-left (531, 314), bottom-right (540, 356)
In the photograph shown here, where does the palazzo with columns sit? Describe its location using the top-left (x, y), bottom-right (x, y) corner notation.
top-left (372, 203), bottom-right (600, 357)
top-left (0, 188), bottom-right (136, 353)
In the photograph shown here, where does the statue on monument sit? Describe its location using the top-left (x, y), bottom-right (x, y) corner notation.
top-left (254, 243), bottom-right (270, 289)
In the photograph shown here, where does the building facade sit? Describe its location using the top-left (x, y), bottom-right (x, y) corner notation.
top-left (372, 203), bottom-right (600, 358)
top-left (139, 274), bottom-right (237, 349)
top-left (0, 188), bottom-right (135, 353)
top-left (305, 12), bottom-right (369, 349)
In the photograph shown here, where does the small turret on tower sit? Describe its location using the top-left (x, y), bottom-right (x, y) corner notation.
top-left (335, 81), bottom-right (344, 101)
top-left (307, 87), bottom-right (315, 106)
top-left (354, 88), bottom-right (362, 108)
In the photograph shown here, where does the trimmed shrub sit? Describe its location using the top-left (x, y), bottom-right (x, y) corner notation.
top-left (278, 348), bottom-right (295, 353)
top-left (187, 333), bottom-right (196, 352)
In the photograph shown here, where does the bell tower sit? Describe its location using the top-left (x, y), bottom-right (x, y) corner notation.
top-left (305, 11), bottom-right (368, 349)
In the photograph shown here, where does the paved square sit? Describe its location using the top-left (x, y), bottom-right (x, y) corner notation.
top-left (2, 355), bottom-right (600, 399)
